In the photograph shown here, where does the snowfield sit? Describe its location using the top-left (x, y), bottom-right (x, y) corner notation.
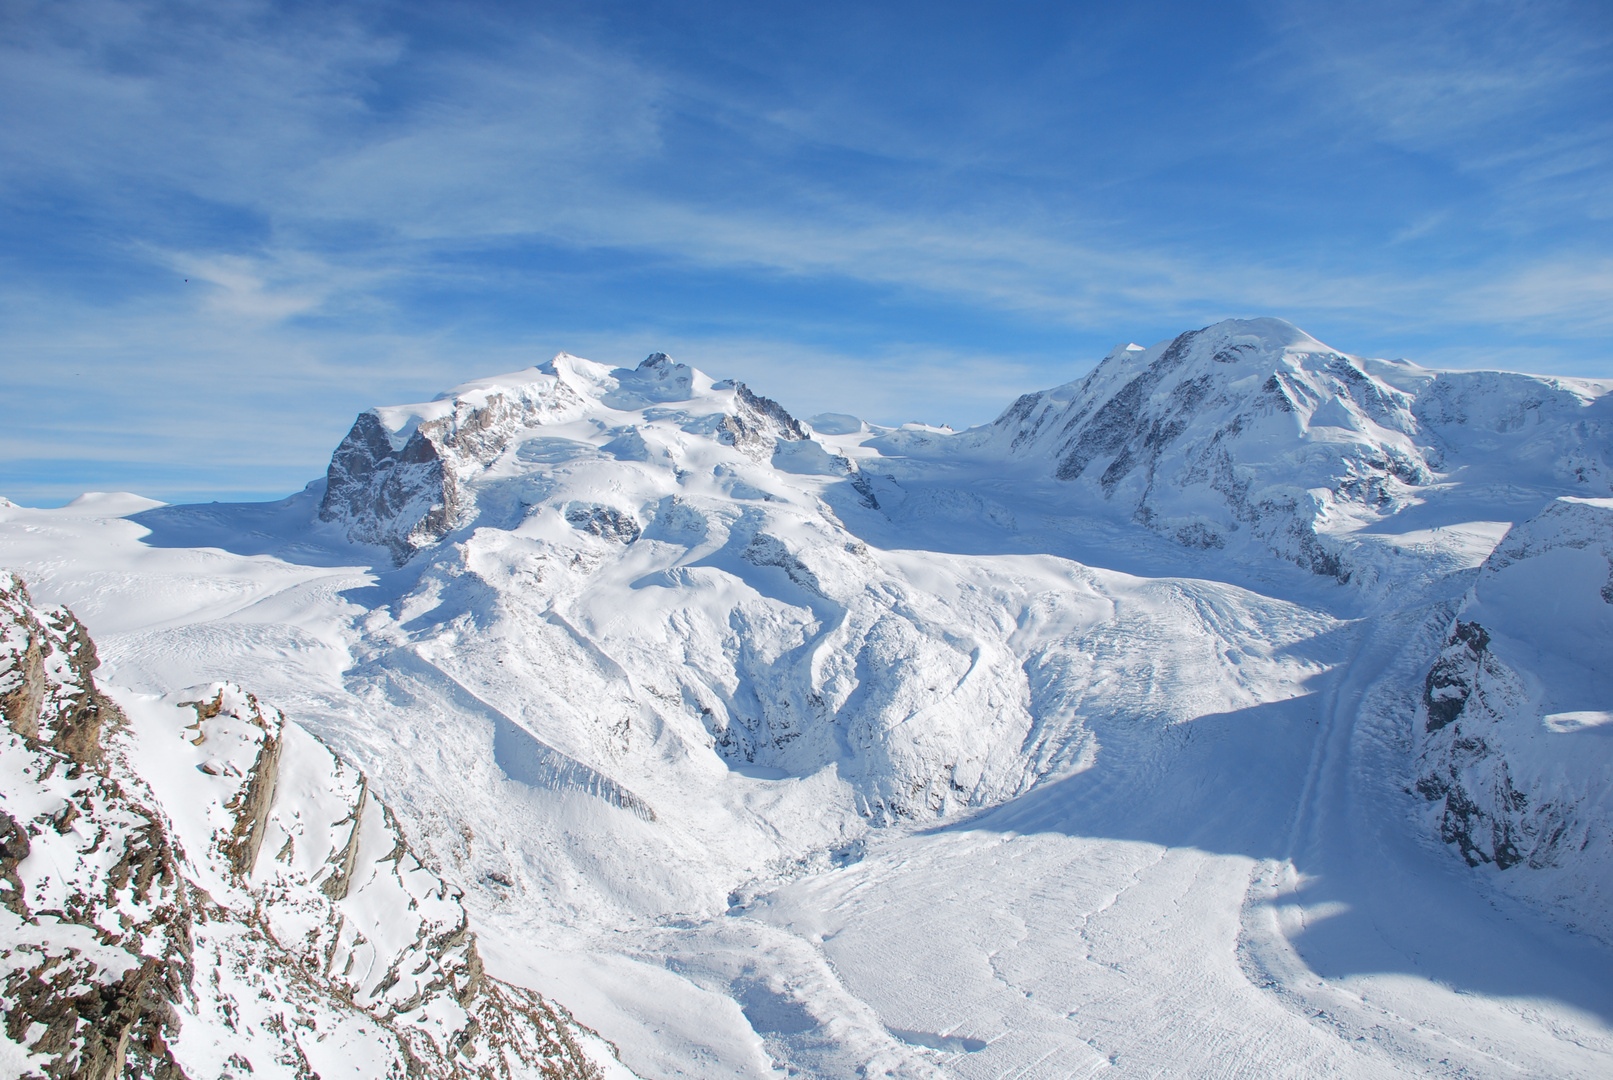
top-left (2, 318), bottom-right (1611, 1078)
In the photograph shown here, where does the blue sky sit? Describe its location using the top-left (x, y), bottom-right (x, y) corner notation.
top-left (2, 0), bottom-right (1610, 504)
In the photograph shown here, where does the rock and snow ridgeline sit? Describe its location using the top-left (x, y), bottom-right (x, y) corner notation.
top-left (0, 572), bottom-right (187, 1079)
top-left (1414, 497), bottom-right (1613, 938)
top-left (975, 318), bottom-right (1613, 583)
top-left (0, 571), bottom-right (628, 1079)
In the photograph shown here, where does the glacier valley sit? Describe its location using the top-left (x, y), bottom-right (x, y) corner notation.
top-left (2, 317), bottom-right (1611, 1078)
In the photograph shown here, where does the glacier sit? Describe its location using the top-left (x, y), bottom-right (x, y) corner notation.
top-left (2, 317), bottom-right (1611, 1078)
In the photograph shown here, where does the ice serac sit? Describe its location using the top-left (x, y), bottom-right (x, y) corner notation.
top-left (0, 571), bottom-right (630, 1080)
top-left (979, 317), bottom-right (1613, 583)
top-left (1412, 497), bottom-right (1613, 941)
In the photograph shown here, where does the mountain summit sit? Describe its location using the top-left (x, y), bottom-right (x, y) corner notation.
top-left (977, 317), bottom-right (1612, 583)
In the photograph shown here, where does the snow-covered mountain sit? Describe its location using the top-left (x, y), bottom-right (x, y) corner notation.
top-left (970, 318), bottom-right (1613, 586)
top-left (2, 317), bottom-right (1612, 1079)
top-left (318, 353), bottom-right (816, 566)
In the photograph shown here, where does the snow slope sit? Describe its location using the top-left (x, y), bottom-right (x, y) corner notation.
top-left (2, 319), bottom-right (1611, 1079)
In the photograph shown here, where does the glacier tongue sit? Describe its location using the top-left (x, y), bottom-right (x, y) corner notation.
top-left (3, 319), bottom-right (1613, 1079)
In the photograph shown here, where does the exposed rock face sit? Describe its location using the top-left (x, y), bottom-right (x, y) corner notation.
top-left (718, 382), bottom-right (809, 460)
top-left (0, 572), bottom-right (190, 1080)
top-left (1, 576), bottom-right (118, 764)
top-left (0, 572), bottom-right (628, 1079)
top-left (1412, 498), bottom-right (1613, 939)
top-left (1415, 620), bottom-right (1532, 868)
top-left (318, 385), bottom-right (570, 566)
top-left (320, 410), bottom-right (463, 566)
top-left (565, 504), bottom-right (642, 544)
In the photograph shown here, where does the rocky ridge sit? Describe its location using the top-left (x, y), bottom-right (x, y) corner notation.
top-left (1412, 497), bottom-right (1613, 940)
top-left (0, 571), bottom-right (628, 1079)
top-left (0, 572), bottom-right (187, 1079)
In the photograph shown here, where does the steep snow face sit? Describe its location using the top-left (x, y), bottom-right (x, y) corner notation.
top-left (976, 318), bottom-right (1613, 584)
top-left (0, 573), bottom-right (629, 1080)
top-left (319, 353), bottom-right (808, 565)
top-left (974, 319), bottom-right (1435, 579)
top-left (1413, 497), bottom-right (1613, 940)
top-left (1416, 370), bottom-right (1613, 493)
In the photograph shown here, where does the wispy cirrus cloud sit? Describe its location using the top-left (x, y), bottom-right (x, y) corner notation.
top-left (1265, 0), bottom-right (1613, 224)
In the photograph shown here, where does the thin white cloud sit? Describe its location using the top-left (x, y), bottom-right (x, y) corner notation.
top-left (1264, 0), bottom-right (1613, 212)
top-left (6, 0), bottom-right (1609, 340)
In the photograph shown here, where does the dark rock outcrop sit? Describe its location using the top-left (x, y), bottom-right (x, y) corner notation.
top-left (0, 573), bottom-right (191, 1080)
top-left (719, 382), bottom-right (809, 460)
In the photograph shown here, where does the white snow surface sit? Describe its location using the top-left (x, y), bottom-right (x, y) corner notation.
top-left (3, 320), bottom-right (1612, 1078)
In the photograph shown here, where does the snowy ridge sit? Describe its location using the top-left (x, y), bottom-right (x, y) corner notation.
top-left (972, 318), bottom-right (1612, 585)
top-left (0, 572), bottom-right (632, 1079)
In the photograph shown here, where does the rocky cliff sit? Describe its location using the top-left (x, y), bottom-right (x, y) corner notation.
top-left (1413, 498), bottom-right (1613, 940)
top-left (0, 571), bottom-right (629, 1079)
